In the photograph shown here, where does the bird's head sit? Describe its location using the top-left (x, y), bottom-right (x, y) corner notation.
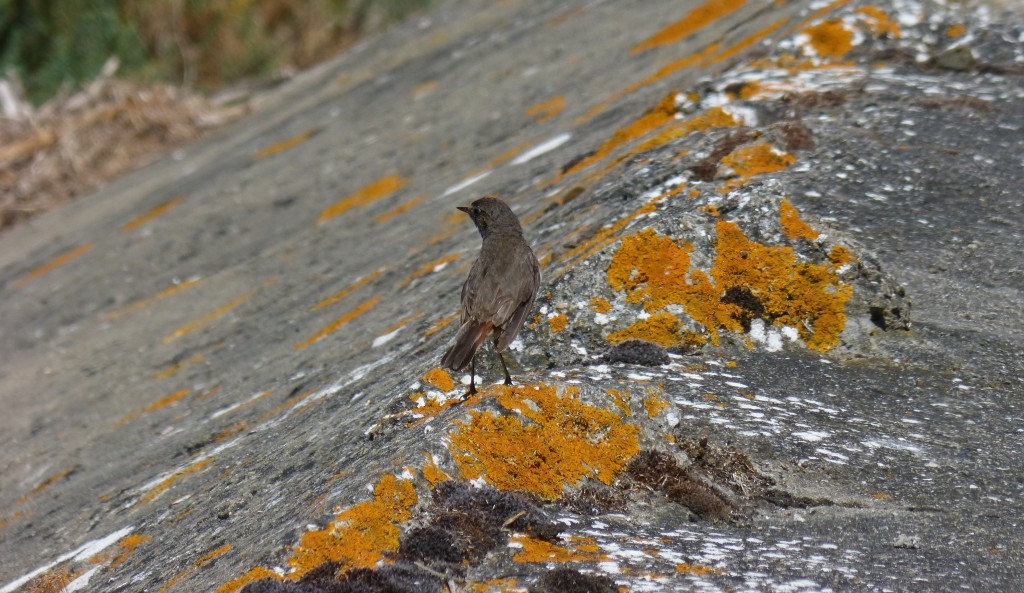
top-left (457, 195), bottom-right (522, 238)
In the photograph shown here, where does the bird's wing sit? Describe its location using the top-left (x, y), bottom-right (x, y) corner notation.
top-left (458, 238), bottom-right (539, 349)
top-left (494, 247), bottom-right (541, 351)
top-left (459, 257), bottom-right (485, 324)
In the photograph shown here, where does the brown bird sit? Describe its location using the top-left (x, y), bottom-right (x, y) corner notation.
top-left (442, 196), bottom-right (541, 395)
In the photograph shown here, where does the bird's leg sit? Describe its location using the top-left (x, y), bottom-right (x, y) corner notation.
top-left (495, 341), bottom-right (513, 386)
top-left (467, 355), bottom-right (478, 396)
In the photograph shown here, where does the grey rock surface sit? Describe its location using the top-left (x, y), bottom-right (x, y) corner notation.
top-left (1, 0), bottom-right (1022, 592)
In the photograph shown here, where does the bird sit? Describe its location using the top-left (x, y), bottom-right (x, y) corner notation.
top-left (441, 196), bottom-right (540, 395)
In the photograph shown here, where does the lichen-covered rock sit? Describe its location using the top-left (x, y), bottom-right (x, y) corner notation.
top-left (531, 167), bottom-right (910, 367)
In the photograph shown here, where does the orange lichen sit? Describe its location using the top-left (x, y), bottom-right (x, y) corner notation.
top-left (745, 53), bottom-right (856, 73)
top-left (449, 384), bottom-right (639, 500)
top-left (480, 139), bottom-right (541, 171)
top-left (713, 221), bottom-right (850, 350)
top-left (121, 195), bottom-right (185, 231)
top-left (590, 297), bottom-right (612, 313)
top-left (578, 43), bottom-right (722, 124)
top-left (162, 289), bottom-right (257, 344)
top-left (411, 80), bottom-right (439, 100)
top-left (802, 19), bottom-right (854, 59)
top-left (15, 469), bottom-right (73, 505)
top-left (318, 175), bottom-right (410, 224)
top-left (160, 542), bottom-right (233, 591)
top-left (216, 390), bottom-right (272, 421)
top-left (294, 296), bottom-right (380, 349)
top-left (197, 544), bottom-right (232, 566)
top-left (137, 457), bottom-right (213, 506)
top-left (526, 96), bottom-right (567, 122)
top-left (106, 277), bottom-right (202, 320)
top-left (779, 199), bottom-right (819, 241)
top-left (253, 128), bottom-right (319, 160)
top-left (255, 387), bottom-right (318, 424)
top-left (559, 196), bottom-right (661, 265)
top-left (11, 243), bottom-right (92, 290)
top-left (511, 534), bottom-right (607, 563)
top-left (214, 422), bottom-right (248, 444)
top-left (374, 194), bottom-right (429, 223)
top-left (607, 223), bottom-right (852, 351)
top-left (548, 313), bottom-right (568, 333)
top-left (787, 0), bottom-right (852, 35)
top-left (566, 92), bottom-right (679, 174)
top-left (425, 311), bottom-right (460, 336)
top-left (946, 23), bottom-right (966, 38)
top-left (377, 312), bottom-right (421, 339)
top-left (634, 106), bottom-right (741, 155)
top-left (118, 389), bottom-right (192, 426)
top-left (720, 141), bottom-right (795, 179)
top-left (643, 386), bottom-right (671, 418)
top-left (110, 533), bottom-right (152, 566)
top-left (311, 270), bottom-right (382, 311)
top-left (288, 474), bottom-right (417, 576)
top-left (154, 354), bottom-right (204, 380)
top-left (422, 453), bottom-right (451, 485)
top-left (706, 16), bottom-right (790, 65)
top-left (0, 510), bottom-right (26, 529)
top-left (214, 567), bottom-right (281, 593)
top-left (400, 252), bottom-right (462, 287)
top-left (607, 228), bottom-right (696, 313)
top-left (422, 368), bottom-right (456, 392)
top-left (608, 388), bottom-right (632, 417)
top-left (464, 578), bottom-right (521, 592)
top-left (631, 0), bottom-right (747, 53)
top-left (607, 311), bottom-right (682, 347)
top-left (857, 6), bottom-right (900, 37)
top-left (418, 218), bottom-right (463, 249)
top-left (676, 563), bottom-right (726, 575)
top-left (829, 244), bottom-right (854, 266)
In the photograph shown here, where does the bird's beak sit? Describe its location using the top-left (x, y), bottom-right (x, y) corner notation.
top-left (456, 206), bottom-right (472, 214)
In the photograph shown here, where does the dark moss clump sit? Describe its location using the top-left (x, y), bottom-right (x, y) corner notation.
top-left (603, 338), bottom-right (669, 366)
top-left (336, 565), bottom-right (443, 593)
top-left (719, 285), bottom-right (766, 333)
top-left (240, 580), bottom-right (303, 593)
top-left (563, 482), bottom-right (628, 515)
top-left (431, 481), bottom-right (560, 541)
top-left (625, 450), bottom-right (732, 521)
top-left (241, 563), bottom-right (443, 593)
top-left (688, 128), bottom-right (756, 181)
top-left (770, 120), bottom-right (816, 151)
top-left (676, 435), bottom-right (768, 494)
top-left (399, 525), bottom-right (468, 564)
top-left (529, 567), bottom-right (618, 593)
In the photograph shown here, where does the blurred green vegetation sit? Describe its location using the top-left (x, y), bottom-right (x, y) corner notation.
top-left (0, 0), bottom-right (429, 105)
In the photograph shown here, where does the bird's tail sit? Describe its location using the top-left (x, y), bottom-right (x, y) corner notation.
top-left (442, 320), bottom-right (493, 371)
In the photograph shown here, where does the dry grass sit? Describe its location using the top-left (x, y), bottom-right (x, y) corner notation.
top-left (0, 59), bottom-right (247, 231)
top-left (0, 0), bottom-right (429, 234)
top-left (123, 0), bottom-right (367, 88)
top-left (23, 565), bottom-right (75, 593)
